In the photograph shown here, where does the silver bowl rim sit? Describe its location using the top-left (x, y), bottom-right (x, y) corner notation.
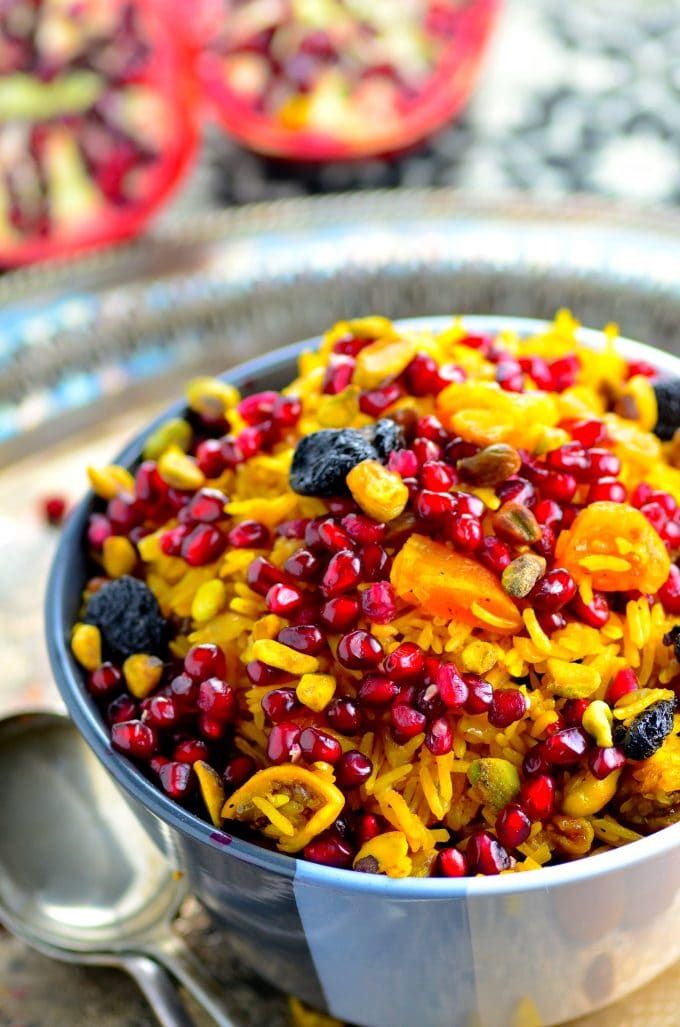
top-left (46, 315), bottom-right (680, 897)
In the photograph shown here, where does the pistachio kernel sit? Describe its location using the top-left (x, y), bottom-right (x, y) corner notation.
top-left (502, 554), bottom-right (547, 598)
top-left (458, 443), bottom-right (522, 487)
top-left (492, 502), bottom-right (542, 544)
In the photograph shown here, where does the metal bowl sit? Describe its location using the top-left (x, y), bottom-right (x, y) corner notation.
top-left (46, 316), bottom-right (680, 1027)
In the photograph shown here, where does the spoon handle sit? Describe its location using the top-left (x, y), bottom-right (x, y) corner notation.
top-left (121, 953), bottom-right (196, 1027)
top-left (143, 934), bottom-right (237, 1027)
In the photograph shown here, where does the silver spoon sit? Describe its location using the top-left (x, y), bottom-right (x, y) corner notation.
top-left (0, 711), bottom-right (237, 1027)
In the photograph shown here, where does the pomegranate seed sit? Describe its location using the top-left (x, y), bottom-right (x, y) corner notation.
top-left (391, 704), bottom-right (427, 739)
top-left (563, 699), bottom-right (590, 726)
top-left (413, 437), bottom-right (441, 465)
top-left (267, 721), bottom-right (302, 764)
top-left (196, 439), bottom-right (226, 477)
top-left (238, 390), bottom-right (279, 425)
top-left (223, 755), bottom-right (256, 790)
top-left (173, 738), bottom-right (209, 764)
top-left (87, 513), bottom-right (114, 550)
top-left (650, 490), bottom-right (678, 515)
top-left (488, 689), bottom-right (527, 728)
top-left (299, 727), bottom-right (342, 764)
top-left (564, 419), bottom-right (607, 447)
top-left (160, 525), bottom-right (189, 556)
top-left (541, 471), bottom-right (577, 503)
top-left (247, 556), bottom-right (284, 596)
top-left (362, 543), bottom-right (391, 581)
top-left (278, 625), bottom-right (325, 655)
top-left (304, 833), bottom-right (354, 868)
top-left (420, 460), bottom-right (456, 492)
top-left (627, 359), bottom-right (658, 379)
top-left (320, 596), bottom-right (361, 632)
top-left (521, 774), bottom-right (555, 820)
top-left (425, 717), bottom-right (453, 755)
top-left (496, 804), bottom-right (531, 849)
top-left (456, 492), bottom-right (486, 518)
top-left (405, 353), bottom-right (440, 395)
top-left (336, 750), bottom-right (373, 788)
top-left (341, 512), bottom-right (386, 545)
top-left (142, 695), bottom-right (180, 729)
top-left (467, 832), bottom-right (513, 875)
top-left (588, 479), bottom-right (627, 503)
top-left (459, 333), bottom-right (491, 352)
top-left (197, 678), bottom-right (236, 722)
top-left (438, 848), bottom-right (468, 877)
top-left (184, 644), bottom-right (226, 682)
top-left (447, 512), bottom-right (483, 552)
top-left (87, 662), bottom-right (121, 697)
top-left (111, 720), bottom-right (156, 760)
top-left (587, 449), bottom-right (621, 481)
top-left (415, 489), bottom-right (457, 521)
top-left (150, 755), bottom-right (170, 776)
top-left (607, 668), bottom-right (638, 706)
top-left (198, 712), bottom-right (227, 740)
top-left (435, 664), bottom-right (468, 711)
top-left (333, 334), bottom-right (372, 356)
top-left (361, 581), bottom-right (397, 624)
top-left (529, 568), bottom-right (577, 611)
top-left (272, 394), bottom-right (302, 427)
top-left (107, 495), bottom-right (143, 533)
top-left (547, 442), bottom-right (588, 475)
top-left (496, 360), bottom-right (525, 392)
top-left (536, 610), bottom-right (567, 634)
top-left (261, 688), bottom-right (300, 724)
top-left (464, 675), bottom-right (493, 714)
top-left (228, 520), bottom-right (270, 548)
top-left (571, 590), bottom-right (610, 628)
top-left (479, 536), bottom-right (512, 575)
top-left (181, 525), bottom-right (226, 566)
top-left (358, 674), bottom-right (399, 706)
top-left (522, 747), bottom-right (548, 778)
top-left (169, 673), bottom-right (199, 714)
top-left (317, 518), bottom-right (354, 552)
top-left (534, 525), bottom-right (556, 560)
top-left (326, 499), bottom-right (359, 519)
top-left (107, 695), bottom-right (138, 725)
top-left (355, 813), bottom-right (382, 846)
top-left (323, 355), bottom-right (355, 394)
top-left (549, 354), bottom-right (580, 392)
top-left (321, 550), bottom-right (361, 598)
top-left (416, 415), bottom-right (448, 445)
top-left (662, 520), bottom-right (680, 549)
top-left (42, 494), bottom-right (67, 525)
top-left (588, 746), bottom-right (627, 779)
top-left (497, 478), bottom-right (536, 508)
top-left (266, 582), bottom-right (304, 616)
top-left (187, 488), bottom-right (227, 524)
top-left (284, 548), bottom-right (321, 581)
top-left (659, 564), bottom-right (680, 614)
top-left (543, 727), bottom-right (589, 765)
top-left (337, 630), bottom-right (383, 669)
top-left (388, 449), bottom-right (419, 477)
top-left (382, 642), bottom-right (425, 680)
top-left (159, 761), bottom-right (194, 799)
top-left (519, 355), bottom-right (553, 390)
top-left (359, 382), bottom-right (403, 416)
top-left (246, 660), bottom-right (287, 686)
top-left (326, 697), bottom-right (363, 734)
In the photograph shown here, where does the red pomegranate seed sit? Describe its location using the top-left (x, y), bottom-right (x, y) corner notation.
top-left (438, 848), bottom-right (468, 878)
top-left (659, 564), bottom-right (680, 614)
top-left (362, 543), bottom-right (391, 581)
top-left (299, 727), bottom-right (342, 764)
top-left (87, 662), bottom-right (121, 697)
top-left (627, 359), bottom-right (658, 380)
top-left (631, 482), bottom-right (654, 508)
top-left (169, 673), bottom-right (199, 714)
top-left (388, 449), bottom-right (419, 477)
top-left (416, 415), bottom-right (448, 445)
top-left (266, 582), bottom-right (305, 615)
top-left (459, 333), bottom-right (491, 352)
top-left (533, 499), bottom-right (562, 527)
top-left (563, 418), bottom-right (607, 448)
top-left (488, 689), bottom-right (526, 728)
top-left (326, 697), bottom-right (363, 735)
top-left (415, 489), bottom-right (457, 521)
top-left (382, 642), bottom-right (425, 680)
top-left (111, 720), bottom-right (156, 760)
top-left (359, 382), bottom-right (403, 416)
top-left (245, 660), bottom-right (288, 686)
top-left (547, 442), bottom-right (588, 475)
top-left (587, 449), bottom-right (621, 481)
top-left (650, 490), bottom-right (678, 515)
top-left (420, 460), bottom-right (456, 492)
top-left (588, 746), bottom-right (627, 780)
top-left (391, 704), bottom-right (427, 739)
top-left (327, 498), bottom-right (358, 517)
top-left (496, 804), bottom-right (532, 849)
top-left (223, 755), bottom-right (256, 790)
top-left (534, 525), bottom-right (556, 561)
top-left (272, 394), bottom-right (302, 427)
top-left (607, 668), bottom-right (638, 706)
top-left (317, 518), bottom-right (354, 552)
top-left (464, 675), bottom-right (493, 714)
top-left (405, 353), bottom-right (440, 395)
top-left (341, 512), bottom-right (386, 544)
top-left (497, 477), bottom-right (536, 508)
top-left (563, 699), bottom-right (591, 726)
top-left (247, 556), bottom-right (284, 596)
top-left (413, 437), bottom-right (441, 465)
top-left (519, 355), bottom-right (553, 390)
top-left (323, 355), bottom-right (356, 394)
top-left (333, 334), bottom-right (372, 356)
top-left (267, 721), bottom-right (302, 764)
top-left (284, 548), bottom-right (321, 581)
top-left (662, 520), bottom-right (680, 549)
top-left (173, 738), bottom-right (209, 764)
top-left (107, 495), bottom-right (143, 533)
top-left (337, 630), bottom-right (383, 669)
top-left (278, 625), bottom-right (325, 655)
top-left (536, 610), bottom-right (567, 635)
top-left (425, 717), bottom-right (453, 755)
top-left (529, 568), bottom-right (577, 611)
top-left (321, 550), bottom-right (361, 598)
top-left (197, 678), bottom-right (236, 722)
top-left (187, 488), bottom-right (228, 524)
top-left (181, 525), bottom-right (226, 566)
top-left (87, 513), bottom-right (114, 550)
top-left (549, 354), bottom-right (580, 392)
top-left (196, 439), bottom-right (226, 477)
top-left (320, 596), bottom-right (361, 631)
top-left (219, 436), bottom-right (246, 469)
top-left (159, 761), bottom-right (194, 799)
top-left (238, 390), bottom-right (279, 425)
top-left (456, 492), bottom-right (486, 518)
top-left (261, 688), bottom-right (300, 724)
top-left (361, 581), bottom-right (397, 624)
top-left (496, 360), bottom-right (525, 392)
top-left (358, 674), bottom-right (399, 706)
top-left (446, 512), bottom-right (483, 552)
top-left (41, 493), bottom-right (68, 525)
top-left (466, 832), bottom-right (513, 875)
top-left (355, 813), bottom-right (382, 846)
top-left (522, 747), bottom-right (548, 778)
top-left (478, 535), bottom-right (512, 575)
top-left (588, 479), bottom-right (627, 503)
top-left (572, 590), bottom-right (610, 628)
top-left (336, 750), bottom-right (373, 788)
top-left (237, 423), bottom-right (272, 458)
top-left (541, 471), bottom-right (577, 503)
top-left (520, 774), bottom-right (555, 821)
top-left (107, 695), bottom-right (138, 725)
top-left (184, 644), bottom-right (226, 682)
top-left (198, 713), bottom-right (226, 741)
top-left (640, 501), bottom-right (668, 534)
top-left (304, 833), bottom-right (354, 868)
top-left (228, 520), bottom-right (270, 548)
top-left (436, 664), bottom-right (468, 711)
top-left (160, 524), bottom-right (189, 556)
top-left (543, 727), bottom-right (589, 765)
top-left (142, 695), bottom-right (180, 729)
top-left (150, 755), bottom-right (170, 776)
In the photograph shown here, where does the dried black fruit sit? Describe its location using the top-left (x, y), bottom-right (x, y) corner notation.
top-left (622, 699), bottom-right (676, 761)
top-left (653, 379), bottom-right (680, 441)
top-left (289, 428), bottom-right (376, 496)
top-left (663, 625), bottom-right (680, 663)
top-left (365, 419), bottom-right (404, 460)
top-left (85, 576), bottom-right (168, 663)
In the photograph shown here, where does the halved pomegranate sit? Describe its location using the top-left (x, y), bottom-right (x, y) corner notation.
top-left (0, 0), bottom-right (200, 266)
top-left (198, 0), bottom-right (501, 161)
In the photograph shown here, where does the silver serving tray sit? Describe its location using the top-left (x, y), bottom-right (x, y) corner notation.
top-left (3, 189), bottom-right (680, 463)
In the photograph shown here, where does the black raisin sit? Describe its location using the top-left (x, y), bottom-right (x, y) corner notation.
top-left (289, 429), bottom-right (376, 496)
top-left (364, 418), bottom-right (404, 461)
top-left (85, 576), bottom-right (168, 663)
top-left (622, 699), bottom-right (676, 761)
top-left (652, 380), bottom-right (680, 441)
top-left (663, 625), bottom-right (680, 663)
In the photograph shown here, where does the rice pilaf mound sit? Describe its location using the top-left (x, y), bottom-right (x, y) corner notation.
top-left (73, 311), bottom-right (680, 878)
